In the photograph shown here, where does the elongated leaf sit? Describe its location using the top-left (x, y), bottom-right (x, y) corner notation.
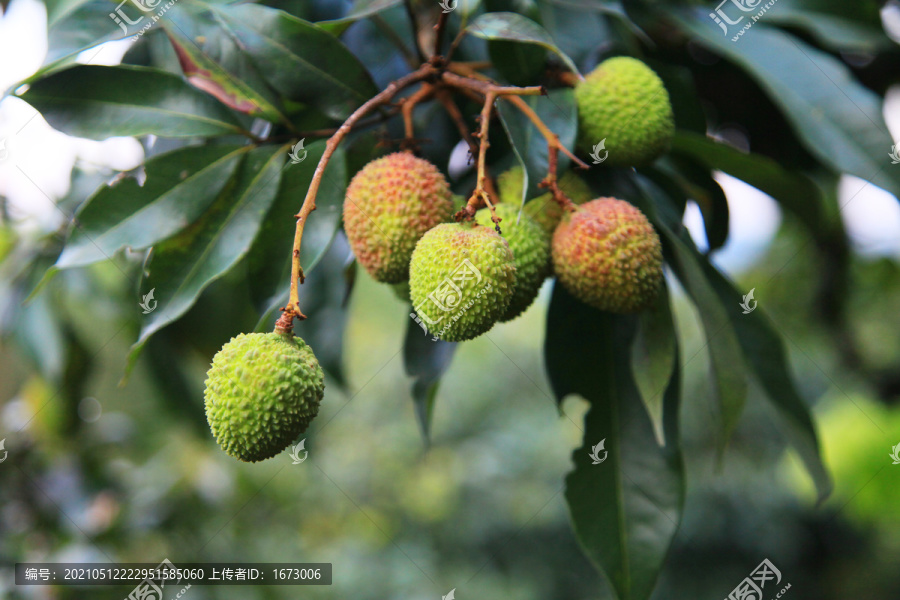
top-left (765, 9), bottom-right (891, 52)
top-left (214, 4), bottom-right (378, 120)
top-left (630, 283), bottom-right (676, 446)
top-left (659, 220), bottom-right (747, 453)
top-left (632, 176), bottom-right (748, 454)
top-left (403, 318), bottom-right (457, 443)
top-left (496, 89), bottom-right (578, 204)
top-left (56, 145), bottom-right (247, 269)
top-left (657, 157), bottom-right (730, 252)
top-left (17, 65), bottom-right (245, 140)
top-left (546, 283), bottom-right (683, 600)
top-left (670, 13), bottom-right (900, 203)
top-left (671, 132), bottom-right (824, 230)
top-left (163, 25), bottom-right (290, 124)
top-left (702, 264), bottom-right (833, 503)
top-left (317, 0), bottom-right (403, 35)
top-left (128, 145), bottom-right (287, 363)
top-left (467, 12), bottom-right (581, 76)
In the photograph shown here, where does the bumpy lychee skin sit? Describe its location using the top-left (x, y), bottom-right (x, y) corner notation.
top-left (343, 153), bottom-right (453, 283)
top-left (497, 166), bottom-right (593, 235)
top-left (204, 332), bottom-right (324, 462)
top-left (575, 57), bottom-right (674, 167)
top-left (553, 198), bottom-right (663, 313)
top-left (476, 204), bottom-right (550, 321)
top-left (409, 223), bottom-right (516, 341)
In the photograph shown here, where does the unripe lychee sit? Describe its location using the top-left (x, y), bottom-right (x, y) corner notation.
top-left (475, 204), bottom-right (550, 321)
top-left (204, 332), bottom-right (325, 462)
top-left (552, 198), bottom-right (663, 313)
top-left (575, 57), bottom-right (674, 167)
top-left (343, 153), bottom-right (453, 283)
top-left (496, 166), bottom-right (592, 235)
top-left (409, 223), bottom-right (516, 341)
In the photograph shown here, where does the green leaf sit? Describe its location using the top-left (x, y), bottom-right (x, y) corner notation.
top-left (671, 131), bottom-right (824, 230)
top-left (489, 40), bottom-right (547, 87)
top-left (17, 65), bottom-right (246, 140)
top-left (546, 283), bottom-right (683, 600)
top-left (670, 13), bottom-right (900, 203)
top-left (495, 89), bottom-right (578, 204)
top-left (657, 157), bottom-right (730, 252)
top-left (630, 283), bottom-right (676, 446)
top-left (403, 319), bottom-right (457, 444)
top-left (128, 145), bottom-right (287, 364)
top-left (213, 4), bottom-right (378, 120)
top-left (466, 12), bottom-right (581, 76)
top-left (56, 145), bottom-right (248, 270)
top-left (247, 140), bottom-right (347, 319)
top-left (702, 264), bottom-right (833, 503)
top-left (766, 9), bottom-right (891, 53)
top-left (634, 176), bottom-right (748, 454)
top-left (162, 24), bottom-right (291, 124)
top-left (317, 0), bottom-right (403, 35)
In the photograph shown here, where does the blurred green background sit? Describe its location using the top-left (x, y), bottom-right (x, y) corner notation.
top-left (2, 220), bottom-right (900, 599)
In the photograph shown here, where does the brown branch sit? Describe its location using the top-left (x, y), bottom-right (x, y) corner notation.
top-left (433, 9), bottom-right (449, 59)
top-left (441, 71), bottom-right (544, 98)
top-left (401, 83), bottom-right (435, 151)
top-left (457, 91), bottom-right (499, 225)
top-left (277, 63), bottom-right (437, 334)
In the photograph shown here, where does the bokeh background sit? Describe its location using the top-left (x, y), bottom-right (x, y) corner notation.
top-left (2, 0), bottom-right (900, 599)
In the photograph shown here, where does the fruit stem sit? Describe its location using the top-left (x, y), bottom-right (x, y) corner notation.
top-left (501, 95), bottom-right (590, 170)
top-left (279, 63), bottom-right (438, 333)
top-left (543, 146), bottom-right (576, 212)
top-left (401, 83), bottom-right (435, 152)
top-left (470, 91), bottom-right (499, 227)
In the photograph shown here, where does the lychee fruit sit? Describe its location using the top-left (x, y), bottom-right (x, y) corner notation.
top-left (409, 222), bottom-right (516, 341)
top-left (204, 332), bottom-right (325, 462)
top-left (575, 56), bottom-right (674, 167)
top-left (552, 198), bottom-right (663, 313)
top-left (497, 166), bottom-right (593, 235)
top-left (343, 153), bottom-right (453, 283)
top-left (475, 204), bottom-right (550, 321)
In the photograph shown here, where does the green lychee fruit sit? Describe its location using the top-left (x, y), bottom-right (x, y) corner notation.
top-left (204, 332), bottom-right (325, 462)
top-left (552, 198), bottom-right (663, 313)
top-left (409, 222), bottom-right (516, 341)
top-left (475, 204), bottom-right (550, 321)
top-left (575, 56), bottom-right (674, 167)
top-left (343, 153), bottom-right (453, 283)
top-left (496, 166), bottom-right (593, 235)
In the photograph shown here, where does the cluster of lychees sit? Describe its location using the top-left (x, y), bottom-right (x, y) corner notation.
top-left (202, 56), bottom-right (674, 462)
